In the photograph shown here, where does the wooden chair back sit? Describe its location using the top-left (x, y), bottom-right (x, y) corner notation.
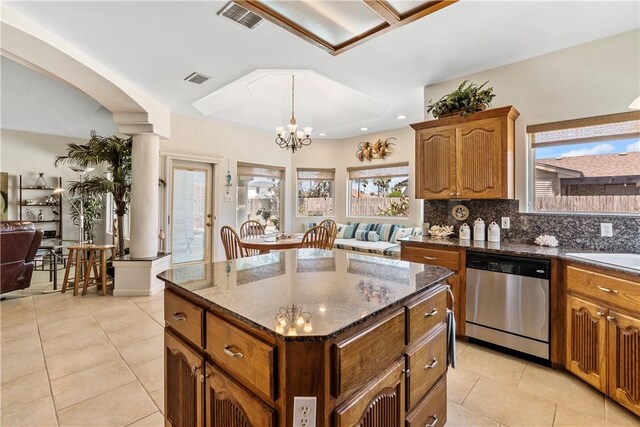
top-left (301, 225), bottom-right (332, 250)
top-left (220, 226), bottom-right (245, 260)
top-left (319, 219), bottom-right (338, 248)
top-left (239, 220), bottom-right (265, 238)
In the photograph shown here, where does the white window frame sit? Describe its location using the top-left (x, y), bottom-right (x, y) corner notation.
top-left (236, 162), bottom-right (285, 231)
top-left (527, 111), bottom-right (640, 215)
top-left (346, 162), bottom-right (410, 219)
top-left (296, 168), bottom-right (336, 218)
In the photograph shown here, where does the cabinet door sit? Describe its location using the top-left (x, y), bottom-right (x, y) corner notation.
top-left (165, 331), bottom-right (204, 427)
top-left (205, 363), bottom-right (275, 427)
top-left (456, 118), bottom-right (503, 198)
top-left (416, 128), bottom-right (456, 199)
top-left (565, 295), bottom-right (607, 392)
top-left (607, 310), bottom-right (640, 416)
top-left (334, 358), bottom-right (406, 427)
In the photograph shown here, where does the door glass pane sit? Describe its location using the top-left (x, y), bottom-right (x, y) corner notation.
top-left (172, 168), bottom-right (206, 263)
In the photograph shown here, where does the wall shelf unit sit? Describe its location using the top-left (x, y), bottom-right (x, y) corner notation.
top-left (19, 175), bottom-right (63, 240)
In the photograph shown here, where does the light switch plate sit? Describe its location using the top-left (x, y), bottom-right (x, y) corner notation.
top-left (293, 396), bottom-right (316, 427)
top-left (223, 194), bottom-right (232, 203)
top-left (501, 217), bottom-right (510, 229)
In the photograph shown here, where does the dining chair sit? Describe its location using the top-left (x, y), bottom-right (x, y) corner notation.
top-left (239, 220), bottom-right (265, 238)
top-left (220, 226), bottom-right (246, 260)
top-left (300, 225), bottom-right (332, 250)
top-left (319, 219), bottom-right (338, 248)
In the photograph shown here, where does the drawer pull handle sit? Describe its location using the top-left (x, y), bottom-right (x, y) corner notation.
top-left (606, 315), bottom-right (616, 322)
top-left (172, 312), bottom-right (186, 322)
top-left (424, 358), bottom-right (438, 369)
top-left (223, 345), bottom-right (244, 359)
top-left (426, 414), bottom-right (438, 427)
top-left (597, 286), bottom-right (619, 294)
top-left (423, 256), bottom-right (437, 261)
top-left (424, 308), bottom-right (439, 318)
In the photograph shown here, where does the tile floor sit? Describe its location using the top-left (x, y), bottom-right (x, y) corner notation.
top-left (1, 271), bottom-right (639, 426)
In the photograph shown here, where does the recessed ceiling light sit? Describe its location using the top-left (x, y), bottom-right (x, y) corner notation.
top-left (360, 127), bottom-right (368, 131)
top-left (397, 115), bottom-right (407, 120)
top-left (319, 133), bottom-right (326, 136)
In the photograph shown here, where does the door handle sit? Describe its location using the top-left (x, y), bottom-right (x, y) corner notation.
top-left (206, 222), bottom-right (212, 227)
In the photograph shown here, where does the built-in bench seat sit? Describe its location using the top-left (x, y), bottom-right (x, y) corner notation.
top-left (323, 222), bottom-right (421, 258)
top-left (334, 238), bottom-right (401, 257)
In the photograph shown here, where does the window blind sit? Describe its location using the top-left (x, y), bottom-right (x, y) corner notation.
top-left (528, 111), bottom-right (640, 148)
top-left (297, 168), bottom-right (335, 180)
top-left (237, 163), bottom-right (284, 179)
top-left (347, 162), bottom-right (409, 180)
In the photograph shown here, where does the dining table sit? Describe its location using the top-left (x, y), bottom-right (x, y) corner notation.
top-left (240, 234), bottom-right (303, 254)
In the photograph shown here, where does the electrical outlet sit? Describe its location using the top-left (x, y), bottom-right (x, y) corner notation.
top-left (501, 217), bottom-right (510, 229)
top-left (600, 223), bottom-right (613, 237)
top-left (293, 397), bottom-right (316, 427)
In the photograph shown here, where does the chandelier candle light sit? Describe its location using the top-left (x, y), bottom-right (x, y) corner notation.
top-left (275, 75), bottom-right (312, 153)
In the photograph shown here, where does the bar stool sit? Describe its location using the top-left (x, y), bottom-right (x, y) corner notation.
top-left (83, 245), bottom-right (117, 296)
top-left (61, 244), bottom-right (95, 296)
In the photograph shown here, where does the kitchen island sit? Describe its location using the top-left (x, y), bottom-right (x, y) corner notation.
top-left (158, 249), bottom-right (453, 427)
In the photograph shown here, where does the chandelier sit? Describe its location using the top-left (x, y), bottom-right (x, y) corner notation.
top-left (275, 75), bottom-right (312, 153)
top-left (275, 304), bottom-right (312, 336)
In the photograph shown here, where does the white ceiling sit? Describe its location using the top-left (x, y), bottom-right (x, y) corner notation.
top-left (4, 1), bottom-right (640, 139)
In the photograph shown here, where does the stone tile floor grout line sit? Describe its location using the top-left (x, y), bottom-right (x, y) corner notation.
top-left (31, 289), bottom-right (62, 427)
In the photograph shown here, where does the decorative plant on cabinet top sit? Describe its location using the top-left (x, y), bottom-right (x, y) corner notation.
top-left (55, 131), bottom-right (131, 255)
top-left (426, 80), bottom-right (496, 119)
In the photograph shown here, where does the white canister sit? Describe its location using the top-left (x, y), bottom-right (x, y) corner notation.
top-left (488, 221), bottom-right (501, 243)
top-left (459, 223), bottom-right (471, 240)
top-left (473, 218), bottom-right (485, 241)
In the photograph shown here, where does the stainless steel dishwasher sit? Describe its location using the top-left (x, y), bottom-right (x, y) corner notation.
top-left (466, 251), bottom-right (551, 360)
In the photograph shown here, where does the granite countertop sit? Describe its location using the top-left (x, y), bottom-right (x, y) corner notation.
top-left (401, 236), bottom-right (640, 277)
top-left (158, 249), bottom-right (453, 342)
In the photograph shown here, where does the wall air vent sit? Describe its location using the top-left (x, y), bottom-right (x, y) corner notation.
top-left (218, 2), bottom-right (263, 30)
top-left (184, 72), bottom-right (212, 85)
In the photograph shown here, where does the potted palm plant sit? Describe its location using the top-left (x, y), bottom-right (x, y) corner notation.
top-left (55, 131), bottom-right (132, 255)
top-left (426, 80), bottom-right (496, 119)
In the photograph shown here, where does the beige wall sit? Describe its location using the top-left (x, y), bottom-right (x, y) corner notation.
top-left (424, 29), bottom-right (640, 210)
top-left (291, 126), bottom-right (421, 231)
top-left (0, 129), bottom-right (106, 243)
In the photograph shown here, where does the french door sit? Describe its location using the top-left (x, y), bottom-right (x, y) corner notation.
top-left (170, 161), bottom-right (213, 265)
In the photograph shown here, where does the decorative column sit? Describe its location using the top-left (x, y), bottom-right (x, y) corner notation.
top-left (130, 133), bottom-right (159, 258)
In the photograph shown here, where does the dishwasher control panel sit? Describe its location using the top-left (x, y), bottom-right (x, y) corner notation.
top-left (466, 252), bottom-right (551, 280)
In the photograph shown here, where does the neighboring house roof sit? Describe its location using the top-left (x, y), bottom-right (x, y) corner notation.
top-left (536, 152), bottom-right (640, 178)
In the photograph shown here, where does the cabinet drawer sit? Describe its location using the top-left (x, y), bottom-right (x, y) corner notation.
top-left (333, 309), bottom-right (405, 397)
top-left (206, 313), bottom-right (275, 399)
top-left (406, 324), bottom-right (447, 411)
top-left (566, 265), bottom-right (640, 314)
top-left (406, 286), bottom-right (447, 345)
top-left (406, 375), bottom-right (447, 427)
top-left (401, 246), bottom-right (460, 271)
top-left (165, 291), bottom-right (203, 347)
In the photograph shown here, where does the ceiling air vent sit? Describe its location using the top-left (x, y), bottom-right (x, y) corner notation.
top-left (184, 72), bottom-right (212, 85)
top-left (218, 2), bottom-right (263, 30)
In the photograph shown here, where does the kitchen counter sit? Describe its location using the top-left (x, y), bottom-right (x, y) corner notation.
top-left (158, 248), bottom-right (453, 341)
top-left (401, 236), bottom-right (640, 277)
top-left (158, 249), bottom-right (453, 426)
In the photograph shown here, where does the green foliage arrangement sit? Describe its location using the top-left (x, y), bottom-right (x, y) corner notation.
top-left (426, 80), bottom-right (496, 119)
top-left (378, 196), bottom-right (409, 217)
top-left (55, 131), bottom-right (132, 255)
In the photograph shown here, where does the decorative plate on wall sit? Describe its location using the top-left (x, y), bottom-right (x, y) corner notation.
top-left (451, 204), bottom-right (469, 221)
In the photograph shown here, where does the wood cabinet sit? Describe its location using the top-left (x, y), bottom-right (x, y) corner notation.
top-left (164, 331), bottom-right (204, 427)
top-left (401, 243), bottom-right (465, 336)
top-left (565, 263), bottom-right (640, 416)
top-left (412, 106), bottom-right (519, 200)
top-left (334, 359), bottom-right (406, 427)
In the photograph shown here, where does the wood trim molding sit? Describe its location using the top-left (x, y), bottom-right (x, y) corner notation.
top-left (346, 161), bottom-right (410, 172)
top-left (527, 111), bottom-right (640, 134)
top-left (236, 0), bottom-right (457, 56)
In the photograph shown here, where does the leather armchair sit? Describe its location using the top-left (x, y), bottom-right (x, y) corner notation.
top-left (1, 221), bottom-right (43, 294)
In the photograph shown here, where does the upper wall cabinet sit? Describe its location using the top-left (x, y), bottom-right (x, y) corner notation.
top-left (411, 106), bottom-right (520, 200)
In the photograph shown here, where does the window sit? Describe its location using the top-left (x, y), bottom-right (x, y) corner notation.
top-left (528, 112), bottom-right (640, 214)
top-left (348, 163), bottom-right (409, 217)
top-left (297, 168), bottom-right (335, 216)
top-left (236, 163), bottom-right (284, 232)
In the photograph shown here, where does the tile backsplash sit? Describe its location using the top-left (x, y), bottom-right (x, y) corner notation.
top-left (424, 200), bottom-right (640, 252)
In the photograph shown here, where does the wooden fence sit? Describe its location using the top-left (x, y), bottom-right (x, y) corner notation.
top-left (297, 197), bottom-right (408, 216)
top-left (535, 195), bottom-right (640, 213)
